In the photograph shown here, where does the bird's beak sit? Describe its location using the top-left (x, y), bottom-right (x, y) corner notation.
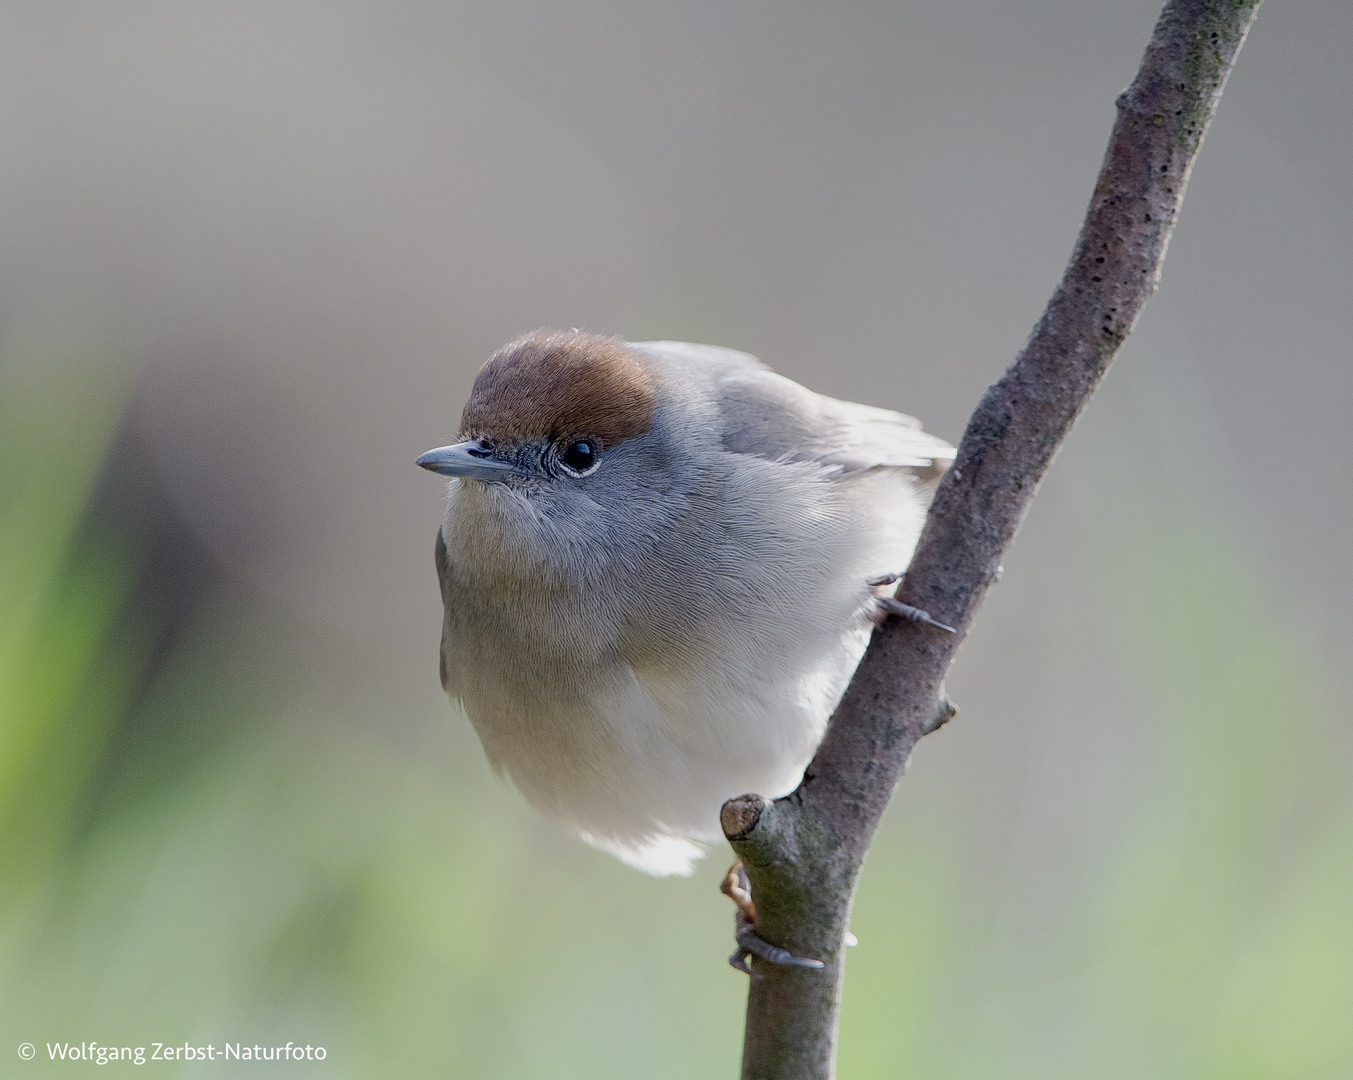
top-left (416, 441), bottom-right (521, 482)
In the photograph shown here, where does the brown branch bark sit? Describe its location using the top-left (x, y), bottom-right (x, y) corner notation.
top-left (723, 2), bottom-right (1262, 1076)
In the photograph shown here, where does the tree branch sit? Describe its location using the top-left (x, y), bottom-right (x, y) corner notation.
top-left (724, 3), bottom-right (1262, 1076)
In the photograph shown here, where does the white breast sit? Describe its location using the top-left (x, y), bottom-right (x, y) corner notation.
top-left (440, 455), bottom-right (926, 876)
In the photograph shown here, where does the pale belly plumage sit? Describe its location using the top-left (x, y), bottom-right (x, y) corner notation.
top-left (438, 460), bottom-right (921, 876)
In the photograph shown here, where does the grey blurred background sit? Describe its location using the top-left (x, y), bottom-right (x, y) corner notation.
top-left (0, 1), bottom-right (1349, 1076)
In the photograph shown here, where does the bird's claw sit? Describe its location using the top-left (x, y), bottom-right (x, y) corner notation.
top-left (875, 595), bottom-right (956, 634)
top-left (732, 924), bottom-right (825, 970)
top-left (722, 860), bottom-right (824, 973)
top-left (868, 573), bottom-right (956, 633)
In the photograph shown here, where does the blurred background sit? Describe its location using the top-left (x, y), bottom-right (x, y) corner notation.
top-left (1, 0), bottom-right (1350, 1075)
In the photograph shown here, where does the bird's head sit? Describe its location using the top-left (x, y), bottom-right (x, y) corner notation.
top-left (418, 328), bottom-right (657, 487)
top-left (418, 330), bottom-right (687, 575)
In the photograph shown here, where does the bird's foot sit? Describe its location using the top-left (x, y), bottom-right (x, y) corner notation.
top-left (721, 860), bottom-right (824, 973)
top-left (868, 573), bottom-right (955, 634)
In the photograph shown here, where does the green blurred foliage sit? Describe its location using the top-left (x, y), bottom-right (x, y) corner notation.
top-left (1, 353), bottom-right (1349, 1078)
top-left (0, 345), bottom-right (142, 919)
top-left (1085, 398), bottom-right (1353, 1080)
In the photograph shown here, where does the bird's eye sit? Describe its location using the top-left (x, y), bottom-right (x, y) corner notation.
top-left (558, 439), bottom-right (598, 475)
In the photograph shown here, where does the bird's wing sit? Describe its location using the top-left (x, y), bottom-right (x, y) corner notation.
top-left (435, 530), bottom-right (454, 692)
top-left (630, 340), bottom-right (954, 478)
top-left (628, 339), bottom-right (769, 377)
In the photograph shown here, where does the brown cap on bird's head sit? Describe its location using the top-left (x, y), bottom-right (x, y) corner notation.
top-left (459, 330), bottom-right (656, 447)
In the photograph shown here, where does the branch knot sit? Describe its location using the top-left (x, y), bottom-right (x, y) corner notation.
top-left (721, 793), bottom-right (768, 841)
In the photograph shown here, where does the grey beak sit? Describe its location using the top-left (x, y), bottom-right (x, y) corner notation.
top-left (416, 441), bottom-right (520, 482)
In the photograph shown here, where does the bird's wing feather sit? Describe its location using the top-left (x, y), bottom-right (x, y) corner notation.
top-left (631, 341), bottom-right (953, 476)
top-left (435, 529), bottom-right (454, 692)
top-left (628, 339), bottom-right (768, 377)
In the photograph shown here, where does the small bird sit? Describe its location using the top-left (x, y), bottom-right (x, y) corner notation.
top-left (418, 330), bottom-right (954, 879)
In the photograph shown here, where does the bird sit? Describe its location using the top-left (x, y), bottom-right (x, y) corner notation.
top-left (417, 329), bottom-right (955, 883)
